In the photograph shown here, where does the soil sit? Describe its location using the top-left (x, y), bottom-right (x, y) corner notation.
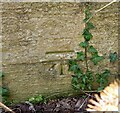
top-left (2, 93), bottom-right (96, 113)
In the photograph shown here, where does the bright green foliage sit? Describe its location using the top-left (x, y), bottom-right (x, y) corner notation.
top-left (109, 52), bottom-right (118, 63)
top-left (79, 41), bottom-right (89, 48)
top-left (28, 95), bottom-right (46, 104)
top-left (68, 5), bottom-right (114, 91)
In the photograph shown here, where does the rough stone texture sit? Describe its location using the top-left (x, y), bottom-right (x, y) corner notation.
top-left (89, 3), bottom-right (118, 73)
top-left (1, 2), bottom-right (119, 101)
top-left (0, 2), bottom-right (2, 102)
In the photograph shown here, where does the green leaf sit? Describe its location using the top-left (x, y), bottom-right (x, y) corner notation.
top-left (77, 51), bottom-right (85, 61)
top-left (95, 73), bottom-right (101, 80)
top-left (80, 83), bottom-right (85, 90)
top-left (86, 22), bottom-right (95, 30)
top-left (82, 29), bottom-right (93, 41)
top-left (0, 87), bottom-right (9, 96)
top-left (72, 84), bottom-right (80, 90)
top-left (28, 95), bottom-right (45, 104)
top-left (97, 86), bottom-right (104, 91)
top-left (0, 72), bottom-right (4, 78)
top-left (82, 77), bottom-right (86, 83)
top-left (88, 46), bottom-right (98, 54)
top-left (69, 65), bottom-right (80, 73)
top-left (29, 97), bottom-right (35, 103)
top-left (109, 52), bottom-right (118, 63)
top-left (68, 59), bottom-right (77, 71)
top-left (77, 72), bottom-right (83, 78)
top-left (83, 9), bottom-right (92, 23)
top-left (88, 86), bottom-right (91, 90)
top-left (72, 76), bottom-right (79, 84)
top-left (102, 69), bottom-right (110, 78)
top-left (35, 96), bottom-right (43, 102)
top-left (91, 54), bottom-right (104, 65)
top-left (68, 59), bottom-right (81, 74)
top-left (79, 41), bottom-right (89, 48)
top-left (83, 18), bottom-right (89, 23)
top-left (96, 69), bottom-right (110, 90)
top-left (68, 59), bottom-right (77, 66)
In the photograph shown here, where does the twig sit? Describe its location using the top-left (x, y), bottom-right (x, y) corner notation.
top-left (80, 90), bottom-right (95, 98)
top-left (0, 102), bottom-right (15, 113)
top-left (86, 0), bottom-right (117, 23)
top-left (79, 95), bottom-right (89, 109)
top-left (95, 0), bottom-right (118, 13)
top-left (85, 46), bottom-right (89, 71)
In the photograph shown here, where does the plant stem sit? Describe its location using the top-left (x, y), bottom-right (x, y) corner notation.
top-left (85, 46), bottom-right (89, 71)
top-left (0, 102), bottom-right (15, 113)
top-left (84, 3), bottom-right (89, 72)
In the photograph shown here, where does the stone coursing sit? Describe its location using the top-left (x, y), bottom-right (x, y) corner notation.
top-left (1, 2), bottom-right (118, 101)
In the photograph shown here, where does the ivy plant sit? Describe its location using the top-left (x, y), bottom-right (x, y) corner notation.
top-left (68, 5), bottom-right (116, 91)
top-left (109, 52), bottom-right (118, 63)
top-left (0, 72), bottom-right (10, 105)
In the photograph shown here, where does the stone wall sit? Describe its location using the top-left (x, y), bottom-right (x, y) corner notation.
top-left (1, 2), bottom-right (119, 101)
top-left (0, 2), bottom-right (2, 102)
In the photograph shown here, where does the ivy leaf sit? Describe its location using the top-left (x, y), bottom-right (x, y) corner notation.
top-left (77, 51), bottom-right (85, 61)
top-left (83, 9), bottom-right (92, 23)
top-left (77, 72), bottom-right (83, 78)
top-left (88, 85), bottom-right (92, 90)
top-left (95, 73), bottom-right (101, 80)
top-left (82, 29), bottom-right (93, 41)
top-left (0, 72), bottom-right (4, 78)
top-left (82, 77), bottom-right (86, 83)
top-left (79, 41), bottom-right (89, 48)
top-left (0, 87), bottom-right (9, 96)
top-left (102, 69), bottom-right (110, 78)
top-left (96, 69), bottom-right (110, 90)
top-left (88, 46), bottom-right (98, 54)
top-left (83, 18), bottom-right (89, 23)
top-left (68, 60), bottom-right (76, 71)
top-left (68, 59), bottom-right (77, 66)
top-left (86, 70), bottom-right (93, 77)
top-left (68, 59), bottom-right (81, 74)
top-left (91, 54), bottom-right (104, 65)
top-left (86, 12), bottom-right (92, 19)
top-left (72, 84), bottom-right (80, 90)
top-left (69, 65), bottom-right (80, 72)
top-left (72, 76), bottom-right (79, 84)
top-left (109, 52), bottom-right (118, 63)
top-left (80, 83), bottom-right (85, 90)
top-left (86, 22), bottom-right (95, 30)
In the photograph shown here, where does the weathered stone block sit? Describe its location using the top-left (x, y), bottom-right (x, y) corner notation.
top-left (1, 2), bottom-right (118, 101)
